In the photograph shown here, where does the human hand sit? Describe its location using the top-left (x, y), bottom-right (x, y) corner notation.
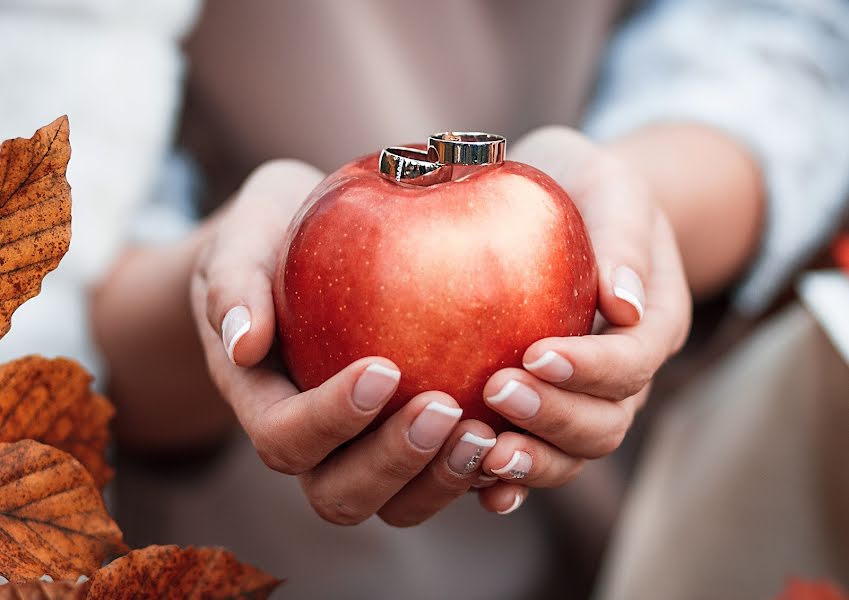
top-left (475, 127), bottom-right (692, 514)
top-left (190, 160), bottom-right (497, 526)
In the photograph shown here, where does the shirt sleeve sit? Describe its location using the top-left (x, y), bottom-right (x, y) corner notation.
top-left (583, 0), bottom-right (849, 315)
top-left (0, 1), bottom-right (201, 376)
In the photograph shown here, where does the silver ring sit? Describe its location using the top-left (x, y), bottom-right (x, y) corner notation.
top-left (427, 132), bottom-right (506, 166)
top-left (379, 147), bottom-right (453, 186)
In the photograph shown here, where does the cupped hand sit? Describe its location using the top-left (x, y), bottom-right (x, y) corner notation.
top-left (190, 160), bottom-right (495, 527)
top-left (476, 127), bottom-right (692, 514)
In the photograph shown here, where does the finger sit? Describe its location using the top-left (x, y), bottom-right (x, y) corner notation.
top-left (377, 420), bottom-right (496, 527)
top-left (521, 213), bottom-right (690, 400)
top-left (477, 481), bottom-right (530, 515)
top-left (300, 392), bottom-right (462, 526)
top-left (481, 431), bottom-right (586, 488)
top-left (579, 159), bottom-right (654, 327)
top-left (483, 368), bottom-right (639, 459)
top-left (201, 159), bottom-right (324, 366)
top-left (193, 271), bottom-right (402, 472)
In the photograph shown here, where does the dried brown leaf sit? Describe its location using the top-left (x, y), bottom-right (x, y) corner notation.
top-left (0, 440), bottom-right (126, 583)
top-left (0, 356), bottom-right (114, 487)
top-left (0, 579), bottom-right (88, 600)
top-left (0, 116), bottom-right (72, 339)
top-left (86, 545), bottom-right (282, 599)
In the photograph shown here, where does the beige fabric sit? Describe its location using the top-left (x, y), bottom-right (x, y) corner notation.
top-left (187, 0), bottom-right (624, 173)
top-left (597, 304), bottom-right (849, 600)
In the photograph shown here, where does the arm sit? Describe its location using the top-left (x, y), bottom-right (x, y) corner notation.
top-left (585, 0), bottom-right (849, 312)
top-left (475, 0), bottom-right (849, 512)
top-left (90, 218), bottom-right (231, 452)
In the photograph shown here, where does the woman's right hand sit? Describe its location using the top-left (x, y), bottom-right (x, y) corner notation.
top-left (190, 160), bottom-right (497, 527)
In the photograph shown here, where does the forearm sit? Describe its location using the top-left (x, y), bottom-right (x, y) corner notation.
top-left (607, 123), bottom-right (764, 300)
top-left (90, 218), bottom-right (235, 452)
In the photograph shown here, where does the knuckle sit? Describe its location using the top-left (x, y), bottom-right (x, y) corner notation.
top-left (253, 434), bottom-right (310, 476)
top-left (615, 371), bottom-right (652, 401)
top-left (308, 490), bottom-right (367, 526)
top-left (372, 445), bottom-right (423, 482)
top-left (536, 398), bottom-right (575, 442)
top-left (307, 404), bottom-right (358, 447)
top-left (598, 411), bottom-right (631, 457)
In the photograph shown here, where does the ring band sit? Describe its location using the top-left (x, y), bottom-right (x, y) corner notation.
top-left (379, 147), bottom-right (453, 186)
top-left (427, 132), bottom-right (506, 166)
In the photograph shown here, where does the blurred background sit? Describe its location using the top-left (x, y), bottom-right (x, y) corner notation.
top-left (1, 1), bottom-right (847, 598)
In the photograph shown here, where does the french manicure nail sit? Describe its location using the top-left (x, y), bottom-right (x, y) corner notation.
top-left (448, 432), bottom-right (497, 474)
top-left (222, 305), bottom-right (251, 363)
top-left (491, 450), bottom-right (533, 480)
top-left (523, 350), bottom-right (574, 382)
top-left (612, 266), bottom-right (645, 320)
top-left (409, 401), bottom-right (463, 450)
top-left (352, 363), bottom-right (401, 410)
top-left (485, 380), bottom-right (541, 420)
top-left (497, 492), bottom-right (525, 515)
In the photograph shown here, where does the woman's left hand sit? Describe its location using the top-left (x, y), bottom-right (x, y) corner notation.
top-left (476, 126), bottom-right (692, 514)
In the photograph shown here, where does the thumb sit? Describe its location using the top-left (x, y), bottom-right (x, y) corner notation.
top-left (201, 159), bottom-right (325, 366)
top-left (513, 126), bottom-right (651, 327)
top-left (582, 163), bottom-right (653, 327)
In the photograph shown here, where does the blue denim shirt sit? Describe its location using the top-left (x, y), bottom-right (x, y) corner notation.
top-left (585, 0), bottom-right (849, 314)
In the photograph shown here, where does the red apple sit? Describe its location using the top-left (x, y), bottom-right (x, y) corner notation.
top-left (273, 151), bottom-right (598, 432)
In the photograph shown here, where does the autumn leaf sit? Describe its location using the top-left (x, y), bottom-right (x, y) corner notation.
top-left (0, 578), bottom-right (88, 600)
top-left (0, 356), bottom-right (114, 488)
top-left (0, 116), bottom-right (72, 339)
top-left (775, 578), bottom-right (849, 600)
top-left (0, 440), bottom-right (126, 583)
top-left (86, 545), bottom-right (282, 599)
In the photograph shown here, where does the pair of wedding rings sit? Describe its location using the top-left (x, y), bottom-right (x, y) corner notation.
top-left (379, 132), bottom-right (506, 186)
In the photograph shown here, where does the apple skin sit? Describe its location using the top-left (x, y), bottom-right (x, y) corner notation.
top-left (273, 151), bottom-right (598, 433)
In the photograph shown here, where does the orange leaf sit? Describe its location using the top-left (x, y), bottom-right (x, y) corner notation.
top-left (0, 579), bottom-right (88, 600)
top-left (0, 440), bottom-right (126, 583)
top-left (86, 545), bottom-right (282, 599)
top-left (775, 578), bottom-right (849, 600)
top-left (0, 116), bottom-right (72, 339)
top-left (0, 357), bottom-right (114, 488)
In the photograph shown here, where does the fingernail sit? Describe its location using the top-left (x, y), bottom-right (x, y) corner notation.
top-left (471, 475), bottom-right (499, 488)
top-left (612, 266), bottom-right (645, 320)
top-left (352, 363), bottom-right (400, 411)
top-left (222, 306), bottom-right (251, 363)
top-left (491, 450), bottom-right (533, 480)
top-left (497, 492), bottom-right (526, 515)
top-left (39, 575), bottom-right (54, 583)
top-left (409, 401), bottom-right (463, 450)
top-left (485, 380), bottom-right (540, 420)
top-left (448, 432), bottom-right (497, 474)
top-left (523, 350), bottom-right (574, 382)
top-left (76, 575), bottom-right (90, 584)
